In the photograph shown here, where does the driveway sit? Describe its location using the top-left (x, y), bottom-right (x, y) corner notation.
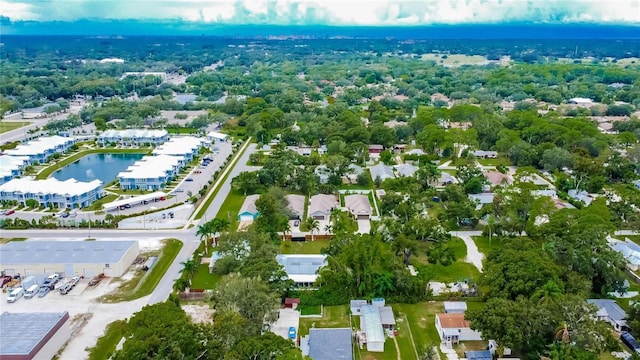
top-left (356, 219), bottom-right (371, 234)
top-left (450, 230), bottom-right (484, 272)
top-left (271, 308), bottom-right (300, 341)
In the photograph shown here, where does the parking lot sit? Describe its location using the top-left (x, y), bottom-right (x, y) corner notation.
top-left (0, 239), bottom-right (164, 360)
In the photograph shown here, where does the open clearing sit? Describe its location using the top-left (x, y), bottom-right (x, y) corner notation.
top-left (0, 121), bottom-right (30, 133)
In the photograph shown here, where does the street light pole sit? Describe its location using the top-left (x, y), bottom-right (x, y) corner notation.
top-left (88, 213), bottom-right (91, 239)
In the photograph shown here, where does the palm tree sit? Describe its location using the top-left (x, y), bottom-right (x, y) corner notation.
top-left (280, 219), bottom-right (291, 241)
top-left (179, 259), bottom-right (199, 285)
top-left (554, 322), bottom-right (571, 344)
top-left (196, 222), bottom-right (213, 254)
top-left (208, 218), bottom-right (230, 246)
top-left (173, 277), bottom-right (190, 292)
top-left (531, 280), bottom-right (564, 305)
top-left (305, 217), bottom-right (319, 241)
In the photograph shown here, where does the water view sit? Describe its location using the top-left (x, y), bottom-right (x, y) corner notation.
top-left (52, 153), bottom-right (144, 183)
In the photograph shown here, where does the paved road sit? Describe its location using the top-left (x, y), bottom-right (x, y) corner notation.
top-left (200, 143), bottom-right (259, 223)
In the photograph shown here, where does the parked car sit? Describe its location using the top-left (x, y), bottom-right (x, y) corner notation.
top-left (61, 212), bottom-right (70, 218)
top-left (621, 332), bottom-right (640, 353)
top-left (185, 178), bottom-right (194, 182)
top-left (7, 287), bottom-right (24, 303)
top-left (294, 220), bottom-right (300, 227)
top-left (59, 284), bottom-right (73, 295)
top-left (38, 286), bottom-right (51, 298)
top-left (5, 209), bottom-right (15, 216)
top-left (124, 204), bottom-right (132, 209)
top-left (43, 274), bottom-right (60, 287)
top-left (88, 274), bottom-right (105, 286)
top-left (1, 276), bottom-right (12, 287)
top-left (288, 327), bottom-right (297, 340)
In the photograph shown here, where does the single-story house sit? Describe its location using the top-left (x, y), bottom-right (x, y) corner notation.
top-left (443, 302), bottom-right (468, 314)
top-left (238, 194), bottom-right (260, 221)
top-left (360, 305), bottom-right (385, 352)
top-left (472, 150), bottom-right (498, 158)
top-left (276, 254), bottom-right (327, 287)
top-left (286, 194), bottom-right (306, 220)
top-left (468, 193), bottom-right (494, 210)
top-left (314, 165), bottom-right (330, 184)
top-left (368, 144), bottom-right (384, 154)
top-left (344, 194), bottom-right (372, 220)
top-left (484, 171), bottom-right (512, 187)
top-left (351, 300), bottom-right (368, 315)
top-left (207, 131), bottom-right (229, 142)
top-left (301, 328), bottom-right (353, 360)
top-left (586, 299), bottom-right (628, 332)
top-left (405, 149), bottom-right (425, 156)
top-left (568, 97), bottom-right (593, 105)
top-left (532, 189), bottom-right (557, 198)
top-left (369, 163), bottom-right (395, 182)
top-left (435, 172), bottom-right (458, 186)
top-left (394, 163), bottom-right (418, 177)
top-left (568, 189), bottom-right (594, 206)
top-left (610, 239), bottom-right (640, 271)
top-left (308, 194), bottom-right (338, 221)
top-left (435, 313), bottom-right (482, 344)
top-left (633, 179), bottom-right (640, 190)
top-left (379, 306), bottom-right (396, 330)
top-left (345, 164), bottom-right (364, 183)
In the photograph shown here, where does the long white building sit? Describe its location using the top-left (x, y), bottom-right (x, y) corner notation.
top-left (3, 136), bottom-right (76, 164)
top-left (0, 155), bottom-right (29, 185)
top-left (152, 136), bottom-right (204, 161)
top-left (0, 177), bottom-right (104, 208)
top-left (97, 129), bottom-right (169, 146)
top-left (117, 154), bottom-right (184, 191)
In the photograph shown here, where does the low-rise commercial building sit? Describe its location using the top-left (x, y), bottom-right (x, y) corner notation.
top-left (0, 312), bottom-right (71, 360)
top-left (0, 177), bottom-right (104, 208)
top-left (97, 129), bottom-right (169, 146)
top-left (4, 136), bottom-right (76, 164)
top-left (0, 240), bottom-right (140, 278)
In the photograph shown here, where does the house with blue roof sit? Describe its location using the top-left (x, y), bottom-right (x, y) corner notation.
top-left (586, 299), bottom-right (628, 332)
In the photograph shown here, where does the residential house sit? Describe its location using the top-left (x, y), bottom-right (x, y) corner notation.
top-left (351, 299), bottom-right (395, 330)
top-left (394, 163), bottom-right (418, 177)
top-left (610, 239), bottom-right (640, 271)
top-left (568, 97), bottom-right (593, 106)
top-left (173, 94), bottom-right (197, 105)
top-left (368, 144), bottom-right (384, 154)
top-left (586, 299), bottom-right (628, 332)
top-left (633, 179), bottom-right (640, 190)
top-left (378, 306), bottom-right (396, 330)
top-left (468, 193), bottom-right (495, 210)
top-left (435, 313), bottom-right (482, 344)
top-left (152, 136), bottom-right (204, 162)
top-left (472, 150), bottom-right (498, 159)
top-left (360, 305), bottom-right (385, 352)
top-left (286, 194), bottom-right (306, 220)
top-left (4, 136), bottom-right (76, 164)
top-left (276, 254), bottom-right (327, 287)
top-left (238, 194), bottom-right (260, 221)
top-left (301, 328), bottom-right (353, 360)
top-left (484, 171), bottom-right (513, 187)
top-left (568, 189), bottom-right (594, 206)
top-left (314, 165), bottom-right (330, 184)
top-left (308, 194), bottom-right (338, 221)
top-left (206, 131), bottom-right (229, 143)
top-left (97, 129), bottom-right (169, 146)
top-left (369, 163), bottom-right (395, 182)
top-left (117, 154), bottom-right (183, 190)
top-left (344, 194), bottom-right (372, 220)
top-left (0, 156), bottom-right (29, 185)
top-left (0, 177), bottom-right (104, 209)
top-left (465, 350), bottom-right (493, 360)
top-left (405, 149), bottom-right (425, 156)
top-left (344, 164), bottom-right (364, 183)
top-left (435, 172), bottom-right (458, 187)
top-left (531, 189), bottom-right (557, 198)
top-left (350, 300), bottom-right (368, 315)
top-left (443, 302), bottom-right (468, 314)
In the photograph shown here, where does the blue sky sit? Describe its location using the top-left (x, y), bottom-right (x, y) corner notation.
top-left (1, 0), bottom-right (639, 25)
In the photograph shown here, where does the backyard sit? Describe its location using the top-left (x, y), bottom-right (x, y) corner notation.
top-left (279, 240), bottom-right (328, 254)
top-left (414, 237), bottom-right (481, 283)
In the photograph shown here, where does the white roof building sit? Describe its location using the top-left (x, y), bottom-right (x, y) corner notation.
top-left (276, 254), bottom-right (327, 285)
top-left (344, 194), bottom-right (372, 219)
top-left (369, 163), bottom-right (395, 181)
top-left (206, 131), bottom-right (229, 141)
top-left (98, 129), bottom-right (168, 141)
top-left (117, 155), bottom-right (183, 179)
top-left (0, 177), bottom-right (102, 197)
top-left (0, 156), bottom-right (29, 183)
top-left (4, 136), bottom-right (74, 158)
top-left (152, 136), bottom-right (204, 157)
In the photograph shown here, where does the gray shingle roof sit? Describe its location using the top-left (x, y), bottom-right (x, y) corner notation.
top-left (307, 328), bottom-right (353, 360)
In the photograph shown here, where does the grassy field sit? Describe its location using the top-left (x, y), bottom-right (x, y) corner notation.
top-left (0, 121), bottom-right (30, 133)
top-left (279, 240), bottom-right (328, 254)
top-left (475, 157), bottom-right (512, 167)
top-left (420, 53), bottom-right (488, 66)
top-left (84, 194), bottom-right (119, 211)
top-left (216, 190), bottom-right (245, 229)
top-left (298, 305), bottom-right (351, 338)
top-left (103, 239), bottom-right (182, 302)
top-left (36, 148), bottom-right (151, 180)
top-left (85, 320), bottom-right (127, 360)
top-left (299, 304), bottom-right (322, 316)
top-left (191, 264), bottom-right (222, 289)
top-left (414, 238), bottom-right (481, 283)
top-left (471, 235), bottom-right (503, 257)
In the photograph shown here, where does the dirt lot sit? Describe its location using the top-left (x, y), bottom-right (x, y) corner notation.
top-left (0, 239), bottom-right (165, 360)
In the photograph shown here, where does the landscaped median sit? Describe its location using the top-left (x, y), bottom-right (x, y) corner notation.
top-left (36, 148), bottom-right (152, 180)
top-left (192, 138), bottom-right (252, 221)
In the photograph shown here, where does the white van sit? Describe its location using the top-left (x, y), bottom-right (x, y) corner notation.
top-left (7, 287), bottom-right (24, 303)
top-left (24, 284), bottom-right (39, 299)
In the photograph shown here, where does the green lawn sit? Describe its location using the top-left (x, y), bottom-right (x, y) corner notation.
top-left (191, 264), bottom-right (222, 289)
top-left (298, 305), bottom-right (351, 337)
top-left (103, 239), bottom-right (182, 302)
top-left (36, 148), bottom-right (151, 180)
top-left (216, 190), bottom-right (245, 229)
top-left (475, 157), bottom-right (512, 167)
top-left (299, 304), bottom-right (322, 315)
top-left (472, 235), bottom-right (504, 257)
top-left (414, 238), bottom-right (481, 283)
top-left (0, 121), bottom-right (30, 133)
top-left (394, 302), bottom-right (444, 358)
top-left (0, 237), bottom-right (27, 244)
top-left (84, 194), bottom-right (118, 211)
top-left (279, 241), bottom-right (328, 254)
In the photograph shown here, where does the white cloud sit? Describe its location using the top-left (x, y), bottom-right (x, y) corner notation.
top-left (1, 0), bottom-right (639, 24)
